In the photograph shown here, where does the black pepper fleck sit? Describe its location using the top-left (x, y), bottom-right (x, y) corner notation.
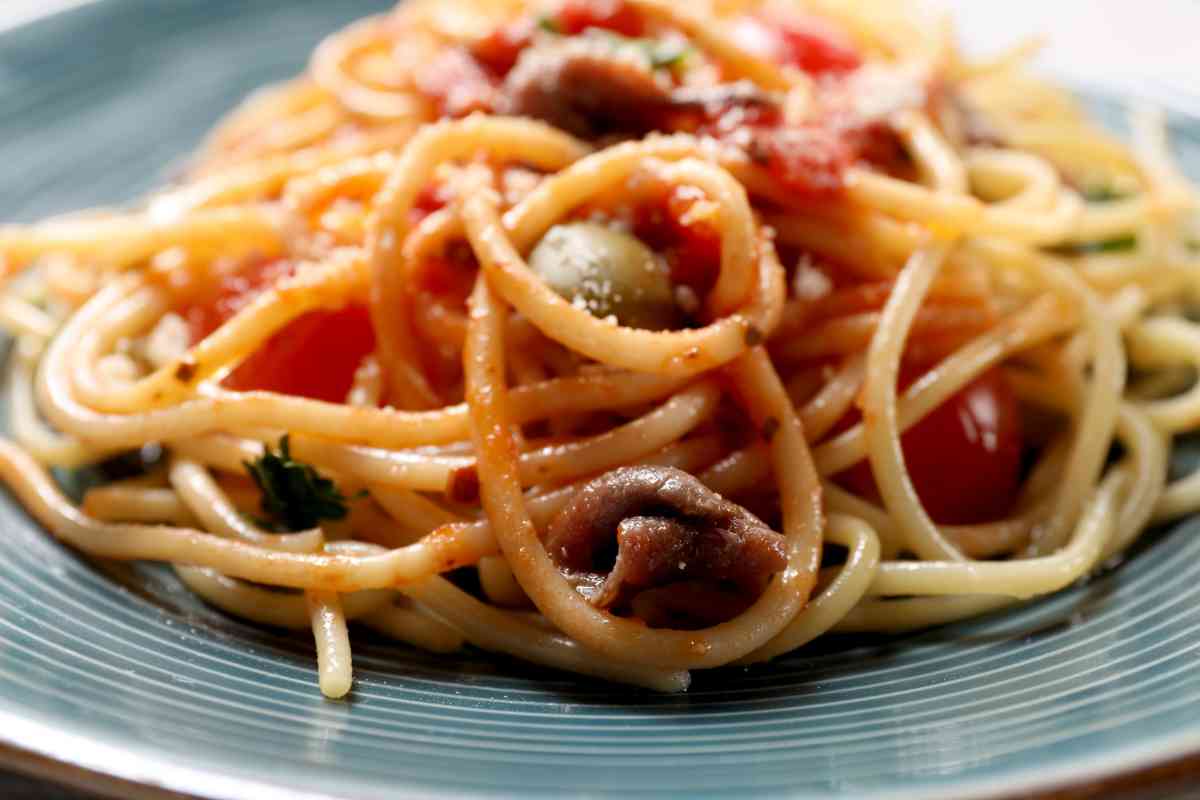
top-left (174, 360), bottom-right (198, 382)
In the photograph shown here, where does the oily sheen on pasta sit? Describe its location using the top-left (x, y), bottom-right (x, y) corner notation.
top-left (0, 0), bottom-right (1197, 698)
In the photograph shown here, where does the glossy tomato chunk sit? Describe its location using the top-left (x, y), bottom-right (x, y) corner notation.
top-left (473, 19), bottom-right (535, 76)
top-left (748, 124), bottom-right (857, 201)
top-left (556, 0), bottom-right (644, 36)
top-left (731, 12), bottom-right (861, 76)
top-left (182, 259), bottom-right (376, 404)
top-left (838, 367), bottom-right (1023, 525)
top-left (632, 186), bottom-right (722, 298)
top-left (221, 306), bottom-right (375, 403)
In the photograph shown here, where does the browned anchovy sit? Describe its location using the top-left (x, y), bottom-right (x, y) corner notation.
top-left (544, 465), bottom-right (788, 610)
top-left (498, 38), bottom-right (782, 138)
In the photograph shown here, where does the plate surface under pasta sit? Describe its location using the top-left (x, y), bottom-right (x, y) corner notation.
top-left (2, 1), bottom-right (1200, 800)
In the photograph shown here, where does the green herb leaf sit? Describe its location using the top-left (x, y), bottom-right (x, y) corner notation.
top-left (585, 29), bottom-right (693, 72)
top-left (243, 435), bottom-right (351, 532)
top-left (645, 39), bottom-right (691, 69)
top-left (536, 14), bottom-right (562, 34)
top-left (1076, 234), bottom-right (1138, 254)
top-left (1082, 185), bottom-right (1127, 204)
top-left (1049, 234), bottom-right (1138, 256)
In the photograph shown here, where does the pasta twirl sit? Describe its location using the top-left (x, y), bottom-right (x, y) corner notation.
top-left (0, 0), bottom-right (1196, 697)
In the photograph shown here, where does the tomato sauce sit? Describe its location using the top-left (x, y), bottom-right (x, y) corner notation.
top-left (632, 185), bottom-right (723, 300)
top-left (181, 259), bottom-right (375, 404)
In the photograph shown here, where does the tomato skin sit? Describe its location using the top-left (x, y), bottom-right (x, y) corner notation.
top-left (720, 12), bottom-right (894, 202)
top-left (631, 186), bottom-right (722, 298)
top-left (182, 259), bottom-right (376, 404)
top-left (223, 306), bottom-right (376, 403)
top-left (748, 124), bottom-right (856, 201)
top-left (472, 0), bottom-right (645, 81)
top-left (557, 0), bottom-right (644, 36)
top-left (183, 258), bottom-right (295, 345)
top-left (731, 13), bottom-right (861, 76)
top-left (473, 19), bottom-right (535, 76)
top-left (408, 181), bottom-right (454, 228)
top-left (837, 367), bottom-right (1023, 525)
top-left (413, 48), bottom-right (498, 118)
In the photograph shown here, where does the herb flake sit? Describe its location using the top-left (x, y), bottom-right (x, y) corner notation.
top-left (587, 29), bottom-right (693, 71)
top-left (536, 14), bottom-right (562, 34)
top-left (243, 435), bottom-right (352, 531)
top-left (1082, 185), bottom-right (1128, 204)
top-left (1074, 235), bottom-right (1138, 254)
top-left (1048, 234), bottom-right (1137, 256)
top-left (644, 39), bottom-right (691, 69)
top-left (535, 16), bottom-right (692, 71)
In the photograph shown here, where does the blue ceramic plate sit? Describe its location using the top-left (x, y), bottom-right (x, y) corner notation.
top-left (1, 2), bottom-right (1199, 798)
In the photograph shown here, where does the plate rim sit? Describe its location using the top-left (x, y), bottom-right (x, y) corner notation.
top-left (0, 700), bottom-right (1198, 800)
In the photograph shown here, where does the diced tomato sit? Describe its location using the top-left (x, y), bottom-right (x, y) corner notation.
top-left (473, 0), bottom-right (644, 78)
top-left (731, 12), bottom-right (861, 76)
top-left (556, 0), bottom-right (644, 36)
top-left (663, 187), bottom-right (722, 294)
top-left (748, 124), bottom-right (856, 201)
top-left (223, 306), bottom-right (375, 403)
top-left (843, 119), bottom-right (911, 178)
top-left (472, 18), bottom-right (535, 76)
top-left (413, 48), bottom-right (498, 118)
top-left (183, 258), bottom-right (296, 344)
top-left (837, 367), bottom-right (1023, 525)
top-left (182, 258), bottom-right (376, 404)
top-left (633, 185), bottom-right (722, 298)
top-left (409, 181), bottom-right (453, 227)
top-left (414, 250), bottom-right (478, 302)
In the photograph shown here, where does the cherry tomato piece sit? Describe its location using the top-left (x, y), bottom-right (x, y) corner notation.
top-left (556, 0), bottom-right (644, 36)
top-left (731, 12), bottom-right (861, 75)
top-left (838, 367), bottom-right (1023, 525)
top-left (223, 305), bottom-right (376, 403)
top-left (473, 19), bottom-right (535, 76)
top-left (182, 259), bottom-right (376, 403)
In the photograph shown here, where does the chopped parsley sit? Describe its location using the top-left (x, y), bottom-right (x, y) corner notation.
top-left (536, 19), bottom-right (692, 72)
top-left (598, 31), bottom-right (693, 71)
top-left (243, 435), bottom-right (353, 531)
top-left (1051, 189), bottom-right (1137, 255)
top-left (1082, 185), bottom-right (1128, 204)
top-left (1049, 186), bottom-right (1148, 254)
top-left (645, 39), bottom-right (691, 70)
top-left (1075, 235), bottom-right (1138, 254)
top-left (1049, 234), bottom-right (1138, 257)
top-left (536, 13), bottom-right (562, 34)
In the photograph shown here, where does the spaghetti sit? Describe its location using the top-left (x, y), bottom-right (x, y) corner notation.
top-left (0, 0), bottom-right (1196, 698)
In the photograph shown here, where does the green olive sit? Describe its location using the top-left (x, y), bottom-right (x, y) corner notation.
top-left (528, 222), bottom-right (681, 330)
